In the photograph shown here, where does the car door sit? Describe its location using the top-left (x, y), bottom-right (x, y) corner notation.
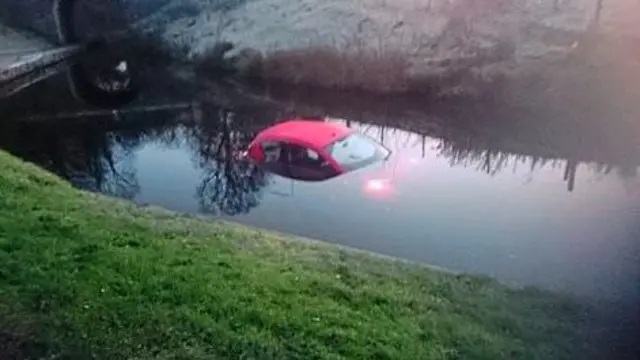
top-left (258, 140), bottom-right (292, 178)
top-left (286, 143), bottom-right (340, 181)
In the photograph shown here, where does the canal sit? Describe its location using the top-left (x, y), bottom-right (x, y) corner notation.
top-left (1, 101), bottom-right (637, 306)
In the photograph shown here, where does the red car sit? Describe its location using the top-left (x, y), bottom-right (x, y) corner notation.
top-left (246, 119), bottom-right (391, 182)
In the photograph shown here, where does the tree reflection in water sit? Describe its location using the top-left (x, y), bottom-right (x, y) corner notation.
top-left (0, 109), bottom-right (181, 200)
top-left (340, 119), bottom-right (639, 193)
top-left (187, 106), bottom-right (270, 215)
top-left (72, 132), bottom-right (139, 199)
top-left (0, 102), bottom-right (272, 215)
top-left (0, 101), bottom-right (636, 212)
top-left (1, 119), bottom-right (140, 199)
top-left (435, 140), bottom-right (638, 193)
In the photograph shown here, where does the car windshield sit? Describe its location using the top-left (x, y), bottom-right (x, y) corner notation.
top-left (324, 132), bottom-right (390, 172)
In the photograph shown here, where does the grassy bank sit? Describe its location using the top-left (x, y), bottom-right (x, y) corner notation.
top-left (0, 149), bottom-right (599, 359)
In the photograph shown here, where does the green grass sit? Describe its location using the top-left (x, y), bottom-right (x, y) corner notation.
top-left (0, 149), bottom-right (599, 359)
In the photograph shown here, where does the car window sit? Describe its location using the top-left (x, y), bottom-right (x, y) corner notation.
top-left (261, 141), bottom-right (285, 163)
top-left (287, 144), bottom-right (339, 181)
top-left (325, 133), bottom-right (390, 171)
top-left (288, 144), bottom-right (326, 168)
top-left (306, 149), bottom-right (320, 161)
top-left (259, 141), bottom-right (339, 180)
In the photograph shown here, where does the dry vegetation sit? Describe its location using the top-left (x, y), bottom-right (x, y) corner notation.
top-left (194, 0), bottom-right (637, 96)
top-left (254, 40), bottom-right (515, 96)
top-left (260, 42), bottom-right (412, 93)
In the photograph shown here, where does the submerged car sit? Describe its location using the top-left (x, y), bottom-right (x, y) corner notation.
top-left (246, 119), bottom-right (391, 182)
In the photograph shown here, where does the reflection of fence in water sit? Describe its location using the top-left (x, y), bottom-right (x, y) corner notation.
top-left (334, 116), bottom-right (636, 192)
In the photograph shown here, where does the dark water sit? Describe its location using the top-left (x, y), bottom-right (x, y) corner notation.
top-left (1, 102), bottom-right (638, 307)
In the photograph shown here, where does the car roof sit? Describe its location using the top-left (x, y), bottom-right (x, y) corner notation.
top-left (254, 119), bottom-right (354, 149)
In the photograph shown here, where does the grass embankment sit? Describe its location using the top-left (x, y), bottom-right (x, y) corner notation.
top-left (0, 149), bottom-right (598, 359)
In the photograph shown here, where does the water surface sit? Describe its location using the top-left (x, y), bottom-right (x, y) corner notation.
top-left (2, 111), bottom-right (638, 305)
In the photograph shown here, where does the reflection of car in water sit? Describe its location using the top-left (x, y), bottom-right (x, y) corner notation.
top-left (246, 119), bottom-right (391, 182)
